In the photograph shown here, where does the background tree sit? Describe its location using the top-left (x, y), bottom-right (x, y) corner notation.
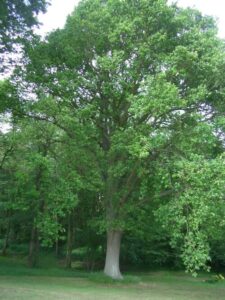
top-left (0, 0), bottom-right (49, 73)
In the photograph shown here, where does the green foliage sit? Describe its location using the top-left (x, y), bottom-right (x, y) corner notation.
top-left (1, 0), bottom-right (225, 276)
top-left (156, 155), bottom-right (225, 275)
top-left (0, 0), bottom-right (49, 72)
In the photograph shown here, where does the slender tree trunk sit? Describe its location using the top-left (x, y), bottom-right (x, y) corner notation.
top-left (2, 223), bottom-right (10, 256)
top-left (104, 230), bottom-right (123, 279)
top-left (65, 214), bottom-right (74, 268)
top-left (55, 238), bottom-right (59, 257)
top-left (28, 226), bottom-right (39, 267)
top-left (55, 215), bottom-right (59, 257)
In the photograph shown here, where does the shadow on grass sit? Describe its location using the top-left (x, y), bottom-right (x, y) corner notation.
top-left (0, 255), bottom-right (88, 278)
top-left (1, 255), bottom-right (225, 290)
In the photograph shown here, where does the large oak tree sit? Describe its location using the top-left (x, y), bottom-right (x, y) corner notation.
top-left (21, 0), bottom-right (225, 278)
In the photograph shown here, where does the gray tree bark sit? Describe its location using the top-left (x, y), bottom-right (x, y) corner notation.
top-left (104, 230), bottom-right (123, 279)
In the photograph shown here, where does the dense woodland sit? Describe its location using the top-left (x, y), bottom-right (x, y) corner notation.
top-left (1, 0), bottom-right (225, 280)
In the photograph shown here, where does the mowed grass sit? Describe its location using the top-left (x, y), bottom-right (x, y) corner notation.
top-left (1, 257), bottom-right (225, 300)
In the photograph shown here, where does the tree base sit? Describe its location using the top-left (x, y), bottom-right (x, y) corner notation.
top-left (104, 230), bottom-right (123, 279)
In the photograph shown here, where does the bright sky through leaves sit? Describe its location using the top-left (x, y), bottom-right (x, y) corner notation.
top-left (37, 0), bottom-right (225, 38)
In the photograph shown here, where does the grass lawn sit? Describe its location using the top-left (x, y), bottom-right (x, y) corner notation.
top-left (0, 257), bottom-right (225, 300)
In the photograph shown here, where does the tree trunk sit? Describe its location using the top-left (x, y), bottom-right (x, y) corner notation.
top-left (55, 238), bottom-right (59, 257)
top-left (2, 223), bottom-right (10, 256)
top-left (65, 214), bottom-right (74, 268)
top-left (104, 230), bottom-right (123, 279)
top-left (28, 226), bottom-right (39, 267)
